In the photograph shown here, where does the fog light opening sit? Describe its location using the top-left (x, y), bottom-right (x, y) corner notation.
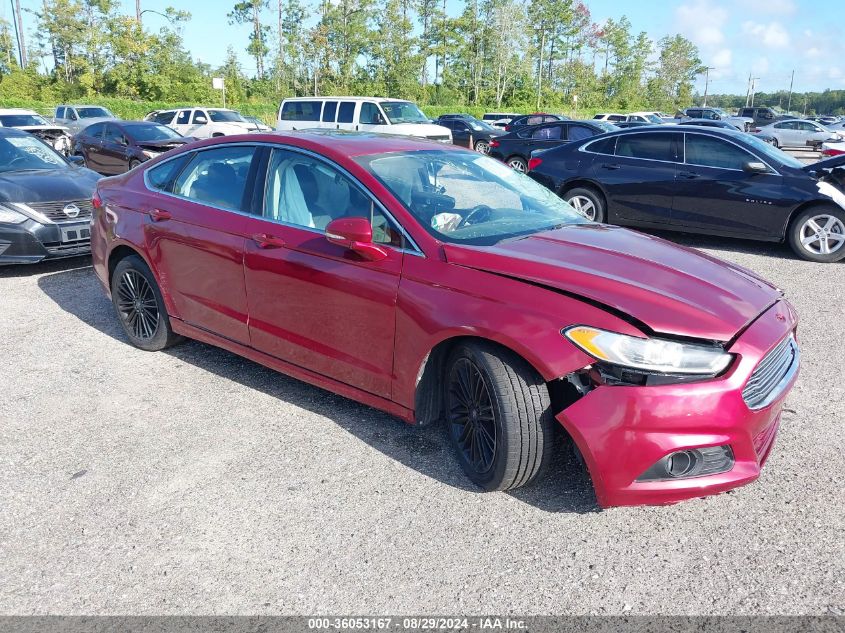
top-left (666, 450), bottom-right (697, 477)
top-left (637, 445), bottom-right (734, 482)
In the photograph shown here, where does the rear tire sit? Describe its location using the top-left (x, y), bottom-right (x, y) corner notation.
top-left (111, 255), bottom-right (183, 351)
top-left (474, 140), bottom-right (490, 154)
top-left (444, 342), bottom-right (555, 492)
top-left (507, 156), bottom-right (527, 173)
top-left (788, 206), bottom-right (845, 263)
top-left (129, 159), bottom-right (141, 171)
top-left (563, 186), bottom-right (606, 222)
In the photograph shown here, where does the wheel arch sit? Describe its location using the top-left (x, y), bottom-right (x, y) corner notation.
top-left (412, 333), bottom-right (584, 428)
top-left (106, 242), bottom-right (179, 317)
top-left (782, 198), bottom-right (845, 239)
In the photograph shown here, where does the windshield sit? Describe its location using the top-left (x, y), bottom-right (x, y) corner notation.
top-left (0, 114), bottom-right (50, 127)
top-left (467, 119), bottom-right (497, 132)
top-left (380, 101), bottom-right (429, 124)
top-left (644, 114), bottom-right (663, 124)
top-left (357, 150), bottom-right (588, 245)
top-left (593, 121), bottom-right (618, 132)
top-left (77, 107), bottom-right (113, 119)
top-left (712, 108), bottom-right (730, 117)
top-left (208, 110), bottom-right (247, 123)
top-left (126, 124), bottom-right (182, 142)
top-left (746, 135), bottom-right (805, 169)
top-left (0, 134), bottom-right (68, 172)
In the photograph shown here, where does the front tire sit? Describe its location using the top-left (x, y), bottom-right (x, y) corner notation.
top-left (111, 255), bottom-right (183, 351)
top-left (563, 186), bottom-right (606, 222)
top-left (445, 342), bottom-right (554, 492)
top-left (788, 206), bottom-right (845, 262)
top-left (129, 159), bottom-right (141, 171)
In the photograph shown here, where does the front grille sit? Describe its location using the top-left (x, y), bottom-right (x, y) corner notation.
top-left (742, 335), bottom-right (799, 410)
top-left (25, 200), bottom-right (94, 223)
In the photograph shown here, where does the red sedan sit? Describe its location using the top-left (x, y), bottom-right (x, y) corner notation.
top-left (90, 131), bottom-right (800, 507)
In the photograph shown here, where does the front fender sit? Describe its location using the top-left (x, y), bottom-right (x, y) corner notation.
top-left (393, 255), bottom-right (643, 411)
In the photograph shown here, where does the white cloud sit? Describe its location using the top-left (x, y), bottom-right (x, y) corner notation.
top-left (741, 21), bottom-right (790, 48)
top-left (756, 0), bottom-right (796, 15)
top-left (675, 1), bottom-right (728, 47)
top-left (752, 57), bottom-right (770, 76)
top-left (712, 48), bottom-right (732, 67)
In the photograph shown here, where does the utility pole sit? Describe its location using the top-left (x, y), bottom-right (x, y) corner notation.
top-left (136, 0), bottom-right (141, 23)
top-left (12, 0), bottom-right (25, 67)
top-left (749, 76), bottom-right (760, 107)
top-left (745, 72), bottom-right (752, 107)
top-left (786, 69), bottom-right (795, 113)
top-left (701, 66), bottom-right (715, 106)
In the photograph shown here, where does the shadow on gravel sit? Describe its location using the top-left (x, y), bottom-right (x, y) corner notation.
top-left (36, 265), bottom-right (600, 514)
top-left (0, 255), bottom-right (92, 279)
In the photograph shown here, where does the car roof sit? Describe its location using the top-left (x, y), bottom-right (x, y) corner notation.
top-left (280, 96), bottom-right (412, 103)
top-left (183, 129), bottom-right (470, 159)
top-left (0, 108), bottom-right (40, 115)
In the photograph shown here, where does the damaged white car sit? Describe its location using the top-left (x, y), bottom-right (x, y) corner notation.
top-left (0, 109), bottom-right (73, 156)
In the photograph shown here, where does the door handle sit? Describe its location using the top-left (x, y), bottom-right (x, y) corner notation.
top-left (678, 171), bottom-right (701, 179)
top-left (601, 163), bottom-right (621, 170)
top-left (148, 209), bottom-right (171, 222)
top-left (252, 233), bottom-right (286, 249)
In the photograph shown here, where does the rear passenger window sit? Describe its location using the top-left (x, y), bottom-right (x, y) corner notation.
top-left (532, 125), bottom-right (562, 140)
top-left (337, 102), bottom-right (355, 123)
top-left (616, 133), bottom-right (679, 162)
top-left (176, 111), bottom-right (191, 125)
top-left (685, 135), bottom-right (757, 170)
top-left (322, 101), bottom-right (338, 123)
top-left (173, 146), bottom-right (258, 211)
top-left (281, 101), bottom-right (321, 121)
top-left (154, 111), bottom-right (174, 124)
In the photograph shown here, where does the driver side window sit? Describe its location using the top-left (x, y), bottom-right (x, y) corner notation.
top-left (360, 103), bottom-right (384, 125)
top-left (262, 150), bottom-right (403, 247)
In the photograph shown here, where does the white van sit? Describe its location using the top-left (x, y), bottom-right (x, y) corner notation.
top-left (276, 97), bottom-right (452, 143)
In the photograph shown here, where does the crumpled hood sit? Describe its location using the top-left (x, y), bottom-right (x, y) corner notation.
top-left (14, 125), bottom-right (70, 134)
top-left (442, 224), bottom-right (782, 341)
top-left (0, 168), bottom-right (100, 203)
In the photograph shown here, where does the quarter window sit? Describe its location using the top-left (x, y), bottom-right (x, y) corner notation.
top-left (615, 133), bottom-right (679, 162)
top-left (146, 155), bottom-right (192, 192)
top-left (585, 136), bottom-right (617, 155)
top-left (103, 125), bottom-right (126, 144)
top-left (262, 149), bottom-right (402, 246)
top-left (685, 135), bottom-right (757, 170)
top-left (281, 101), bottom-right (322, 121)
top-left (173, 146), bottom-right (257, 211)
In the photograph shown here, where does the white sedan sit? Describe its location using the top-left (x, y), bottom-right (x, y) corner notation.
top-left (757, 119), bottom-right (843, 149)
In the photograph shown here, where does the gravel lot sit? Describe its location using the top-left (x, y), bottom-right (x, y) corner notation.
top-left (0, 233), bottom-right (843, 616)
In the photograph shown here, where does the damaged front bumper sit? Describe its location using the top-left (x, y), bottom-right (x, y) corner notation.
top-left (556, 300), bottom-right (799, 508)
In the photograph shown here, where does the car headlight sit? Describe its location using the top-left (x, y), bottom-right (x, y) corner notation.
top-left (0, 203), bottom-right (29, 225)
top-left (564, 325), bottom-right (732, 376)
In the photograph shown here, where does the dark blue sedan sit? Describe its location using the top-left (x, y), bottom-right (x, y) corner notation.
top-left (527, 126), bottom-right (845, 263)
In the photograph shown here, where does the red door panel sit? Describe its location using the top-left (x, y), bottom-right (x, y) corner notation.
top-left (144, 194), bottom-right (250, 345)
top-left (242, 218), bottom-right (402, 398)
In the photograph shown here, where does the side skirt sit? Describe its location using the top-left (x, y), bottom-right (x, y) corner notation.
top-left (170, 319), bottom-right (415, 424)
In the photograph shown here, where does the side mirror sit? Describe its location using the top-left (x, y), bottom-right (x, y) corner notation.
top-left (743, 161), bottom-right (769, 174)
top-left (325, 217), bottom-right (387, 261)
top-left (68, 155), bottom-right (85, 166)
top-left (194, 116), bottom-right (208, 124)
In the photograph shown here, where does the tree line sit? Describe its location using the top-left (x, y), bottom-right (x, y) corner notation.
top-left (1, 0), bottom-right (843, 116)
